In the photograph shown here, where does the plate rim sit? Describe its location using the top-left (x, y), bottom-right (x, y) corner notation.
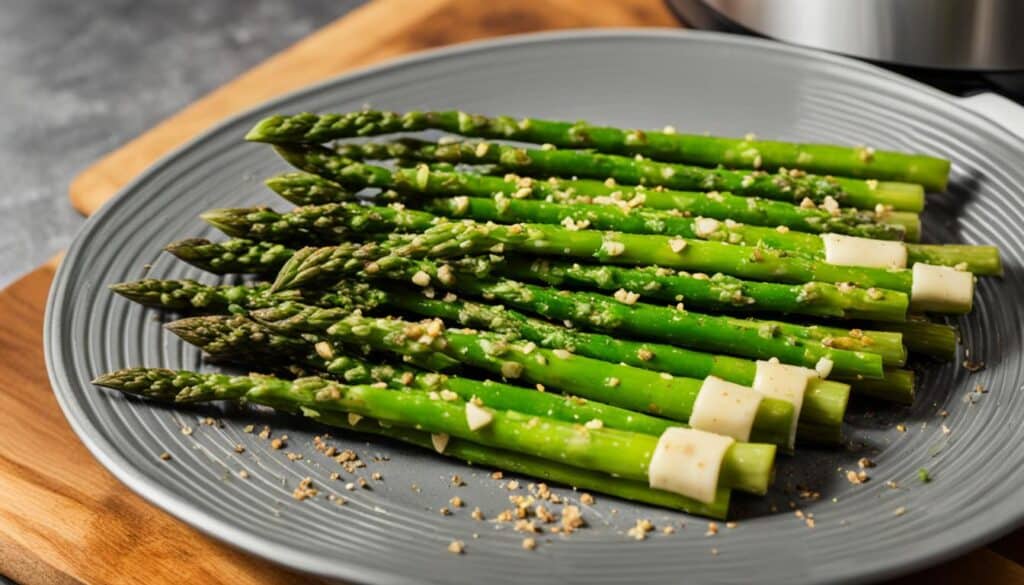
top-left (44, 27), bottom-right (1024, 585)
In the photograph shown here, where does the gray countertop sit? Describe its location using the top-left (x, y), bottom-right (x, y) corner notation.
top-left (0, 0), bottom-right (364, 288)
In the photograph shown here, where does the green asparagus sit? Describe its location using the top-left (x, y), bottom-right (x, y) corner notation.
top-left (115, 279), bottom-right (907, 406)
top-left (169, 315), bottom-right (679, 436)
top-left (267, 151), bottom-right (917, 240)
top-left (245, 110), bottom-right (951, 191)
top-left (318, 140), bottom-right (925, 211)
top-left (252, 303), bottom-right (812, 446)
top-left (416, 196), bottom-right (998, 274)
top-left (165, 238), bottom-right (294, 274)
top-left (272, 220), bottom-right (951, 311)
top-left (94, 368), bottom-right (776, 496)
top-left (322, 411), bottom-right (732, 517)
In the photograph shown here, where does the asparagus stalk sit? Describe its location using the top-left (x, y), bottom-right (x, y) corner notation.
top-left (201, 198), bottom-right (996, 275)
top-left (165, 238), bottom-right (294, 274)
top-left (116, 279), bottom-right (905, 408)
top-left (245, 110), bottom-right (951, 191)
top-left (317, 140), bottom-right (925, 211)
top-left (272, 219), bottom-right (926, 303)
top-left (362, 257), bottom-right (904, 370)
top-left (160, 229), bottom-right (911, 322)
top-left (321, 411), bottom-right (732, 517)
top-left (375, 289), bottom-right (908, 409)
top-left (94, 368), bottom-right (776, 496)
top-left (167, 315), bottom-right (679, 436)
top-left (200, 203), bottom-right (438, 245)
top-left (265, 154), bottom-right (916, 240)
top-left (416, 196), bottom-right (998, 275)
top-left (109, 278), bottom-right (386, 314)
top-left (863, 318), bottom-right (958, 361)
top-left (499, 256), bottom-right (908, 322)
top-left (252, 303), bottom-right (810, 446)
top-left (260, 234), bottom-right (895, 377)
top-left (172, 315), bottom-right (684, 434)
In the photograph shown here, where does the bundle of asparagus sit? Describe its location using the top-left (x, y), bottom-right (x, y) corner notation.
top-left (94, 109), bottom-right (1000, 521)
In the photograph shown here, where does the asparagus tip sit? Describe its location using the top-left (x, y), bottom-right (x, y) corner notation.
top-left (92, 367), bottom-right (181, 400)
top-left (244, 115), bottom-right (283, 142)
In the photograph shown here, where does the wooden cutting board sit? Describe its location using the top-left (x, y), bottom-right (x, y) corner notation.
top-left (2, 0), bottom-right (1020, 583)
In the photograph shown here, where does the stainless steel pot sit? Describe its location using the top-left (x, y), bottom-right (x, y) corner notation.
top-left (668, 0), bottom-right (1024, 71)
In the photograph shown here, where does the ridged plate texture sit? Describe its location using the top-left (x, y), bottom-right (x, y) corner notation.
top-left (45, 30), bottom-right (1024, 585)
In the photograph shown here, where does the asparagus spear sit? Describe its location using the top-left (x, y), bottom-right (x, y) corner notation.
top-left (94, 368), bottom-right (776, 496)
top-left (416, 196), bottom-right (998, 275)
top-left (313, 140), bottom-right (925, 211)
top-left (168, 314), bottom-right (678, 436)
top-left (263, 156), bottom-right (916, 240)
top-left (251, 303), bottom-right (809, 446)
top-left (374, 289), bottom-right (907, 408)
top-left (163, 231), bottom-right (912, 322)
top-left (271, 219), bottom-right (930, 305)
top-left (109, 278), bottom-right (386, 314)
top-left (498, 256), bottom-right (908, 322)
top-left (165, 238), bottom-right (294, 274)
top-left (200, 203), bottom-right (438, 245)
top-left (322, 411), bottom-right (732, 517)
top-left (359, 257), bottom-right (903, 370)
top-left (250, 232), bottom-right (895, 377)
top-left (115, 279), bottom-right (906, 407)
top-left (201, 198), bottom-right (996, 275)
top-left (245, 110), bottom-right (951, 191)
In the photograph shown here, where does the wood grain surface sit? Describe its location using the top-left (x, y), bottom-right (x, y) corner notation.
top-left (1, 0), bottom-right (1018, 582)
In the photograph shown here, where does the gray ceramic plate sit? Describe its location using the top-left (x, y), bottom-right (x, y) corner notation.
top-left (46, 30), bottom-right (1024, 584)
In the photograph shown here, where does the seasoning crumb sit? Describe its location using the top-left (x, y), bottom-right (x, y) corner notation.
top-left (846, 470), bottom-right (869, 485)
top-left (506, 480), bottom-right (521, 491)
top-left (450, 496), bottom-right (464, 508)
top-left (491, 471), bottom-right (504, 480)
top-left (233, 444), bottom-right (245, 454)
top-left (628, 519), bottom-right (655, 540)
top-left (662, 526), bottom-right (675, 535)
top-left (522, 537), bottom-right (537, 550)
top-left (451, 474), bottom-right (466, 487)
top-left (857, 457), bottom-right (875, 469)
top-left (711, 548), bottom-right (719, 556)
top-left (725, 522), bottom-right (737, 529)
top-left (705, 522), bottom-right (719, 536)
top-left (439, 507), bottom-right (451, 516)
top-left (180, 426), bottom-right (193, 436)
top-left (885, 480), bottom-right (898, 489)
top-left (471, 507), bottom-right (484, 521)
top-left (896, 424), bottom-right (907, 433)
top-left (345, 482), bottom-right (356, 491)
top-left (894, 507), bottom-right (907, 517)
top-left (271, 437), bottom-right (286, 450)
top-left (580, 493), bottom-right (595, 506)
top-left (371, 472), bottom-right (383, 481)
top-left (237, 469), bottom-right (249, 479)
top-left (292, 477), bottom-right (318, 501)
top-left (447, 540), bottom-right (465, 555)
top-left (159, 452), bottom-right (171, 461)
top-left (243, 424), bottom-right (255, 433)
